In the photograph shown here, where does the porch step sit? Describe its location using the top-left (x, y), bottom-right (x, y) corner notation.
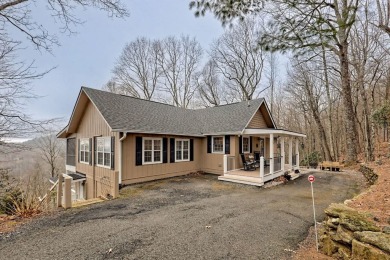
top-left (218, 174), bottom-right (264, 187)
top-left (289, 172), bottom-right (301, 180)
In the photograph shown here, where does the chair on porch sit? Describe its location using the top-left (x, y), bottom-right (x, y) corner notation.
top-left (240, 154), bottom-right (256, 171)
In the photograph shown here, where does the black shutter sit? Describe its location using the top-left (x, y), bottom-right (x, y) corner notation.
top-left (135, 137), bottom-right (142, 166)
top-left (250, 136), bottom-right (253, 153)
top-left (163, 138), bottom-right (168, 163)
top-left (207, 136), bottom-right (211, 153)
top-left (94, 137), bottom-right (97, 165)
top-left (111, 136), bottom-right (115, 170)
top-left (89, 138), bottom-right (92, 165)
top-left (170, 138), bottom-right (175, 163)
top-left (190, 139), bottom-right (194, 161)
top-left (78, 139), bottom-right (80, 163)
top-left (225, 135), bottom-right (230, 154)
top-left (239, 136), bottom-right (242, 154)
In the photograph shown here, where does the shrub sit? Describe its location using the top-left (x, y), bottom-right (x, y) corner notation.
top-left (301, 151), bottom-right (322, 168)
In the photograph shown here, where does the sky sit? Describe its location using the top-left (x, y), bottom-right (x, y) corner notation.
top-left (21, 0), bottom-right (225, 123)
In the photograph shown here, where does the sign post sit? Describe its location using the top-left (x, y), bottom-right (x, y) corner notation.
top-left (308, 175), bottom-right (319, 251)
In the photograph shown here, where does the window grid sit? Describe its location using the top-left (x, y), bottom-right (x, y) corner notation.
top-left (176, 139), bottom-right (189, 162)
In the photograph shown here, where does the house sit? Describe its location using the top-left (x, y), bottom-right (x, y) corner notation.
top-left (57, 87), bottom-right (305, 201)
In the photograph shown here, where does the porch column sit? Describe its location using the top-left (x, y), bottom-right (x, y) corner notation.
top-left (289, 138), bottom-right (293, 169)
top-left (270, 133), bottom-right (274, 174)
top-left (57, 173), bottom-right (63, 207)
top-left (295, 139), bottom-right (300, 169)
top-left (281, 137), bottom-right (285, 171)
top-left (259, 156), bottom-right (264, 179)
top-left (223, 154), bottom-right (228, 174)
top-left (63, 176), bottom-right (72, 209)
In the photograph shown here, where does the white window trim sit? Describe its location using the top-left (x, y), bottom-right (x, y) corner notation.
top-left (242, 136), bottom-right (251, 154)
top-left (175, 139), bottom-right (190, 162)
top-left (96, 137), bottom-right (112, 169)
top-left (142, 137), bottom-right (163, 165)
top-left (212, 136), bottom-right (225, 154)
top-left (79, 138), bottom-right (90, 165)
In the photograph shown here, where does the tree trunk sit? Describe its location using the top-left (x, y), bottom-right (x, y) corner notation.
top-left (338, 41), bottom-right (358, 163)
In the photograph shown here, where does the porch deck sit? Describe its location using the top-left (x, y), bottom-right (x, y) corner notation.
top-left (218, 167), bottom-right (287, 187)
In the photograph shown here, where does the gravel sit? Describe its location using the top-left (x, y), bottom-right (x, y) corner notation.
top-left (0, 171), bottom-right (362, 259)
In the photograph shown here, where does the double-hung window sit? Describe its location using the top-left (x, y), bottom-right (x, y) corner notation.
top-left (176, 139), bottom-right (189, 162)
top-left (242, 137), bottom-right (250, 153)
top-left (212, 136), bottom-right (224, 153)
top-left (143, 138), bottom-right (162, 164)
top-left (96, 137), bottom-right (111, 167)
top-left (79, 138), bottom-right (90, 164)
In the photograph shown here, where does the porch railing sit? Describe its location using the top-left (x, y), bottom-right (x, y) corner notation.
top-left (223, 155), bottom-right (236, 173)
top-left (274, 156), bottom-right (282, 172)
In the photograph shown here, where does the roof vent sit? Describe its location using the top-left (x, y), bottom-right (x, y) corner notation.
top-left (247, 100), bottom-right (250, 107)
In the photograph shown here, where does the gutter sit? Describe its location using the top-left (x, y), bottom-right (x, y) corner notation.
top-left (119, 132), bottom-right (128, 185)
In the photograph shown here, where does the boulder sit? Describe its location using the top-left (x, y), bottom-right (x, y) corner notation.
top-left (325, 203), bottom-right (356, 218)
top-left (354, 231), bottom-right (390, 254)
top-left (339, 211), bottom-right (380, 232)
top-left (337, 243), bottom-right (352, 260)
top-left (336, 225), bottom-right (354, 245)
top-left (352, 239), bottom-right (390, 260)
top-left (320, 234), bottom-right (340, 256)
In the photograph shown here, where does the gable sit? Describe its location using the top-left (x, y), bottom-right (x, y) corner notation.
top-left (76, 101), bottom-right (111, 137)
top-left (246, 103), bottom-right (276, 129)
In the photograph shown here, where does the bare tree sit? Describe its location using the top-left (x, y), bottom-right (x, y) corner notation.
top-left (210, 18), bottom-right (265, 101)
top-left (0, 0), bottom-right (127, 143)
top-left (37, 134), bottom-right (64, 178)
top-left (109, 37), bottom-right (161, 100)
top-left (156, 35), bottom-right (203, 108)
top-left (0, 0), bottom-right (128, 52)
top-left (196, 60), bottom-right (224, 107)
top-left (266, 52), bottom-right (278, 113)
top-left (376, 0), bottom-right (390, 35)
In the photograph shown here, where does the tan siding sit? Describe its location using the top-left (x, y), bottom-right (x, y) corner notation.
top-left (121, 134), bottom-right (202, 184)
top-left (74, 101), bottom-right (119, 199)
top-left (247, 109), bottom-right (268, 128)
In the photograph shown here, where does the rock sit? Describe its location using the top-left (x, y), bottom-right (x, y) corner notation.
top-left (352, 239), bottom-right (390, 260)
top-left (339, 211), bottom-right (380, 232)
top-left (336, 225), bottom-right (354, 245)
top-left (338, 243), bottom-right (352, 260)
top-left (325, 203), bottom-right (356, 218)
top-left (354, 231), bottom-right (390, 254)
top-left (326, 218), bottom-right (338, 229)
top-left (320, 234), bottom-right (340, 256)
top-left (383, 226), bottom-right (390, 234)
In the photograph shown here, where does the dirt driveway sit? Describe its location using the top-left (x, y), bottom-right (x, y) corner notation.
top-left (0, 171), bottom-right (362, 259)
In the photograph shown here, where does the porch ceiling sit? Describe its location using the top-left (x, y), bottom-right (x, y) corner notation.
top-left (242, 128), bottom-right (306, 138)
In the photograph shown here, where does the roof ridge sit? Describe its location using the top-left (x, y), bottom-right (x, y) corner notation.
top-left (81, 86), bottom-right (187, 109)
top-left (81, 86), bottom-right (263, 111)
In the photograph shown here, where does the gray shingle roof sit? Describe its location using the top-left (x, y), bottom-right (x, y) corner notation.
top-left (83, 87), bottom-right (264, 136)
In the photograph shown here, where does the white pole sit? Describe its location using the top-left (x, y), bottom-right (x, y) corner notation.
top-left (270, 134), bottom-right (274, 174)
top-left (311, 182), bottom-right (319, 251)
top-left (260, 156), bottom-right (264, 179)
top-left (223, 154), bottom-right (228, 174)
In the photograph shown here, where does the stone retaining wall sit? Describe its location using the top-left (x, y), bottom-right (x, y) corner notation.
top-left (319, 203), bottom-right (390, 259)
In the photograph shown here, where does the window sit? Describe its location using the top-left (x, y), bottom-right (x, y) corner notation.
top-left (79, 138), bottom-right (90, 164)
top-left (212, 136), bottom-right (224, 153)
top-left (96, 137), bottom-right (111, 167)
top-left (66, 138), bottom-right (76, 166)
top-left (242, 137), bottom-right (250, 153)
top-left (176, 139), bottom-right (189, 162)
top-left (143, 138), bottom-right (162, 164)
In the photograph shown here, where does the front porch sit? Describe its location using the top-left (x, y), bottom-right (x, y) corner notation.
top-left (218, 129), bottom-right (304, 186)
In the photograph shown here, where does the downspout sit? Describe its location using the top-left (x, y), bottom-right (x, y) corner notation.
top-left (119, 132), bottom-right (128, 186)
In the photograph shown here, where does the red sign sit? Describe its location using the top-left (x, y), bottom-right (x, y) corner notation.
top-left (308, 175), bottom-right (315, 182)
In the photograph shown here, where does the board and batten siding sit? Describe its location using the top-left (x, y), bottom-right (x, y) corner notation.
top-left (74, 101), bottom-right (119, 199)
top-left (121, 134), bottom-right (202, 185)
top-left (247, 109), bottom-right (268, 128)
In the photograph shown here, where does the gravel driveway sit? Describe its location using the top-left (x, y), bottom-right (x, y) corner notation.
top-left (0, 171), bottom-right (362, 259)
